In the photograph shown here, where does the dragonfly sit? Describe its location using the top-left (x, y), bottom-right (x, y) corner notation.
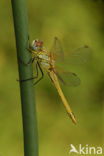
top-left (19, 37), bottom-right (91, 124)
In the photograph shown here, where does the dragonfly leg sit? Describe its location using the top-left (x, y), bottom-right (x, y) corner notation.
top-left (19, 56), bottom-right (35, 66)
top-left (17, 62), bottom-right (39, 82)
top-left (26, 35), bottom-right (33, 53)
top-left (19, 36), bottom-right (35, 65)
top-left (34, 62), bottom-right (44, 85)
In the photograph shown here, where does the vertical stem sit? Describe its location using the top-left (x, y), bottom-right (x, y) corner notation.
top-left (11, 0), bottom-right (39, 156)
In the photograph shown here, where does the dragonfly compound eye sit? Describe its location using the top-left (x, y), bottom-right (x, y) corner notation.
top-left (31, 40), bottom-right (43, 51)
top-left (35, 40), bottom-right (43, 48)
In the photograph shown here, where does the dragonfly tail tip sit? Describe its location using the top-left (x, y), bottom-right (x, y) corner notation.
top-left (70, 112), bottom-right (77, 125)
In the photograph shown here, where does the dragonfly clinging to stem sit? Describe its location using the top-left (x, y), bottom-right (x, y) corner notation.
top-left (19, 37), bottom-right (92, 124)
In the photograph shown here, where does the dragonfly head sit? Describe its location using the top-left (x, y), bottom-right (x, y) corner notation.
top-left (31, 39), bottom-right (43, 51)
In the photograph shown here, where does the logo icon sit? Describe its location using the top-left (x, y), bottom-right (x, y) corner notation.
top-left (69, 144), bottom-right (79, 154)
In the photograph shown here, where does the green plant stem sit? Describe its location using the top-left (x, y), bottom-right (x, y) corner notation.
top-left (11, 0), bottom-right (38, 156)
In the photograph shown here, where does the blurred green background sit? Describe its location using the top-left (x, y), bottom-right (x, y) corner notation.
top-left (0, 0), bottom-right (104, 156)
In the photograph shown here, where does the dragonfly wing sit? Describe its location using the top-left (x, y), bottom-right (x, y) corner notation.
top-left (55, 71), bottom-right (81, 87)
top-left (50, 37), bottom-right (64, 60)
top-left (50, 37), bottom-right (92, 65)
top-left (65, 45), bottom-right (92, 65)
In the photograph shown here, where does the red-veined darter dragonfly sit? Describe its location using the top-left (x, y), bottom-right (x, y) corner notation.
top-left (20, 37), bottom-right (91, 124)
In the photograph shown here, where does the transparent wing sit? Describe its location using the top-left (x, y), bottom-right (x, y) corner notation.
top-left (49, 37), bottom-right (92, 87)
top-left (50, 37), bottom-right (64, 60)
top-left (55, 71), bottom-right (81, 87)
top-left (49, 37), bottom-right (92, 66)
top-left (50, 37), bottom-right (92, 86)
top-left (65, 45), bottom-right (92, 65)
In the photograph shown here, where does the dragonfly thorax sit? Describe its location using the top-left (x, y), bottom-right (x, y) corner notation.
top-left (38, 53), bottom-right (49, 60)
top-left (38, 52), bottom-right (55, 70)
